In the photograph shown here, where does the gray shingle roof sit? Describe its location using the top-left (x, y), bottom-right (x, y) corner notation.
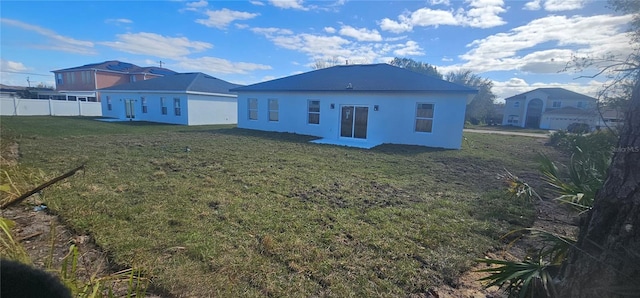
top-left (505, 88), bottom-right (596, 101)
top-left (99, 72), bottom-right (242, 95)
top-left (231, 63), bottom-right (477, 93)
top-left (53, 60), bottom-right (177, 76)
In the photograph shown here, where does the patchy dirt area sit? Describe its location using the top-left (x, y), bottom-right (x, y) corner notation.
top-left (2, 140), bottom-right (577, 298)
top-left (429, 197), bottom-right (578, 298)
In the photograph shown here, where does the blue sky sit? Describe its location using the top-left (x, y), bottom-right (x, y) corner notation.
top-left (0, 0), bottom-right (634, 100)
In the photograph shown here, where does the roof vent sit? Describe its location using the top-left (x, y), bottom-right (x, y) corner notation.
top-left (346, 83), bottom-right (353, 89)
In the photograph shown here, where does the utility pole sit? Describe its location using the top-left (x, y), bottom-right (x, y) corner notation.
top-left (159, 60), bottom-right (164, 68)
top-left (26, 76), bottom-right (31, 87)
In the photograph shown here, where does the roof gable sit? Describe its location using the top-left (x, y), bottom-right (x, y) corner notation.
top-left (99, 72), bottom-right (242, 94)
top-left (505, 88), bottom-right (596, 102)
top-left (232, 64), bottom-right (477, 93)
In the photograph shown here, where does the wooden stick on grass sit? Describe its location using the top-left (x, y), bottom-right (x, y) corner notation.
top-left (1, 164), bottom-right (85, 209)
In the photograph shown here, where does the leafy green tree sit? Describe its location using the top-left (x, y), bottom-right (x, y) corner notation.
top-left (445, 70), bottom-right (497, 124)
top-left (389, 57), bottom-right (443, 79)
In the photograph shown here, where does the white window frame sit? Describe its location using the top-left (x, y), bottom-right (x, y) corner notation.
top-left (141, 97), bottom-right (148, 113)
top-left (174, 98), bottom-right (181, 116)
top-left (268, 98), bottom-right (279, 122)
top-left (161, 97), bottom-right (167, 115)
top-left (507, 115), bottom-right (519, 124)
top-left (248, 98), bottom-right (258, 120)
top-left (308, 100), bottom-right (320, 124)
top-left (415, 103), bottom-right (434, 133)
top-left (107, 96), bottom-right (112, 111)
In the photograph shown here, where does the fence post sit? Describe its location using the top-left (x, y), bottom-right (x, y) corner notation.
top-left (48, 97), bottom-right (53, 115)
top-left (13, 96), bottom-right (18, 115)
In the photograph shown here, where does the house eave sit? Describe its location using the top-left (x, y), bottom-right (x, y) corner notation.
top-left (99, 90), bottom-right (236, 97)
top-left (233, 89), bottom-right (477, 94)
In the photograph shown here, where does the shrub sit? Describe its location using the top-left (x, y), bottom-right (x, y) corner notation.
top-left (566, 123), bottom-right (590, 134)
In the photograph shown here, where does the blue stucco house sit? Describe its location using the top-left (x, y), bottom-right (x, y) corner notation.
top-left (232, 64), bottom-right (477, 149)
top-left (100, 72), bottom-right (241, 125)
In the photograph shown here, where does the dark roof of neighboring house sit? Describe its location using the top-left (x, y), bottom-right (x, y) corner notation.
top-left (99, 72), bottom-right (242, 95)
top-left (0, 84), bottom-right (26, 92)
top-left (53, 60), bottom-right (177, 76)
top-left (232, 63), bottom-right (477, 93)
top-left (544, 106), bottom-right (596, 115)
top-left (505, 88), bottom-right (596, 102)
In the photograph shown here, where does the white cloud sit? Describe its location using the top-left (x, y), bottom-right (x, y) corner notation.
top-left (187, 0), bottom-right (208, 8)
top-left (1, 59), bottom-right (28, 72)
top-left (252, 26), bottom-right (425, 64)
top-left (250, 1), bottom-right (265, 6)
top-left (430, 0), bottom-right (451, 5)
top-left (195, 8), bottom-right (259, 29)
top-left (269, 0), bottom-right (309, 11)
top-left (393, 40), bottom-right (424, 56)
top-left (251, 27), bottom-right (294, 36)
top-left (523, 0), bottom-right (586, 11)
top-left (379, 0), bottom-right (506, 33)
top-left (271, 34), bottom-right (352, 58)
top-left (543, 0), bottom-right (587, 11)
top-left (324, 27), bottom-right (336, 34)
top-left (101, 32), bottom-right (212, 59)
top-left (339, 25), bottom-right (382, 42)
top-left (523, 0), bottom-right (541, 10)
top-left (0, 18), bottom-right (95, 54)
top-left (105, 18), bottom-right (133, 25)
top-left (379, 18), bottom-right (414, 34)
top-left (174, 56), bottom-right (272, 75)
top-left (445, 14), bottom-right (634, 75)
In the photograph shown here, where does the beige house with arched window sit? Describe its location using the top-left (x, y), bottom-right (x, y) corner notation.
top-left (502, 88), bottom-right (598, 130)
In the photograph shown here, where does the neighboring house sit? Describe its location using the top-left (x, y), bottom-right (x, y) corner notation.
top-left (231, 64), bottom-right (477, 149)
top-left (100, 72), bottom-right (241, 125)
top-left (502, 88), bottom-right (599, 130)
top-left (0, 84), bottom-right (26, 98)
top-left (595, 107), bottom-right (625, 129)
top-left (52, 60), bottom-right (176, 102)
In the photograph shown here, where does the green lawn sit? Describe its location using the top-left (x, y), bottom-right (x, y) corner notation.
top-left (1, 116), bottom-right (558, 297)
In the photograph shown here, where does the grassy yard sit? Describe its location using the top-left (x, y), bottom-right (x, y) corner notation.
top-left (1, 117), bottom-right (558, 297)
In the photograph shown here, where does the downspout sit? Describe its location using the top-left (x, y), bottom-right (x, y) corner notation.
top-left (94, 69), bottom-right (99, 102)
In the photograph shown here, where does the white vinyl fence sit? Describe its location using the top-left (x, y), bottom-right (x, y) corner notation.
top-left (1, 97), bottom-right (102, 116)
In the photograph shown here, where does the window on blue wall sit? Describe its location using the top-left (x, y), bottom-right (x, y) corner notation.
top-left (552, 101), bottom-right (562, 108)
top-left (514, 101), bottom-right (520, 108)
top-left (415, 103), bottom-right (434, 133)
top-left (107, 96), bottom-right (112, 111)
top-left (161, 97), bottom-right (167, 115)
top-left (308, 100), bottom-right (320, 124)
top-left (174, 98), bottom-right (181, 116)
top-left (248, 98), bottom-right (258, 120)
top-left (141, 97), bottom-right (148, 113)
top-left (56, 73), bottom-right (64, 85)
top-left (268, 99), bottom-right (279, 121)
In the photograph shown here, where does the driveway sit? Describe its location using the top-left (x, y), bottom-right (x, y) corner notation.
top-left (463, 128), bottom-right (551, 138)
